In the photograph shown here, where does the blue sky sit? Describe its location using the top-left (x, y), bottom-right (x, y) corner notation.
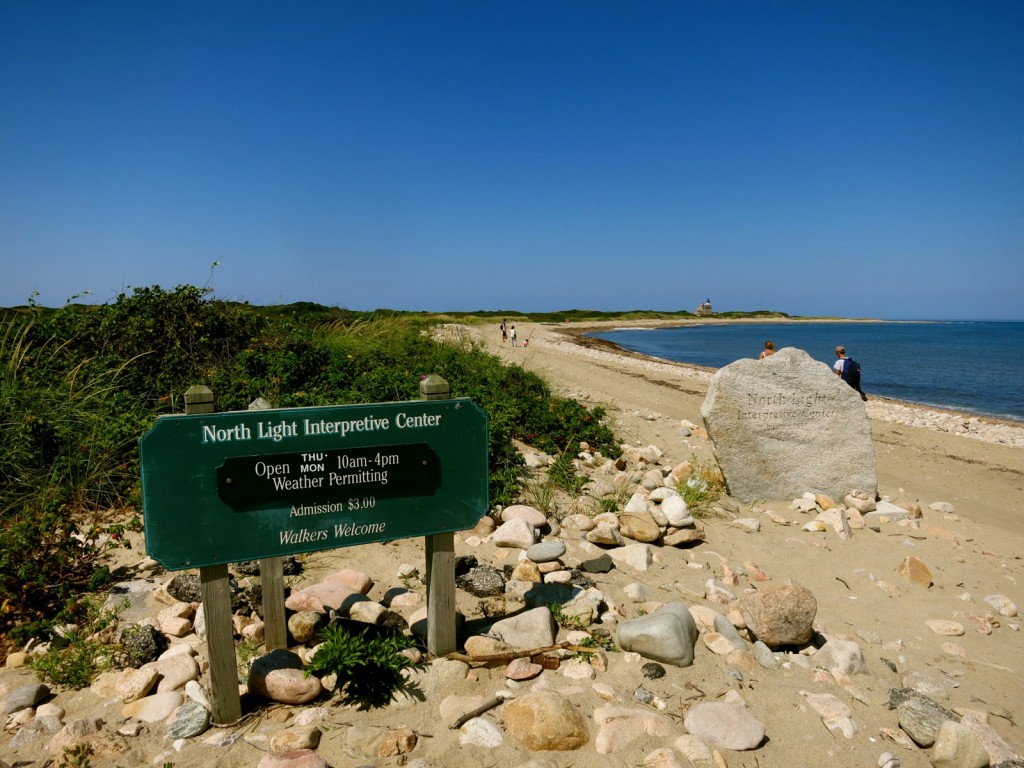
top-left (2, 2), bottom-right (1022, 319)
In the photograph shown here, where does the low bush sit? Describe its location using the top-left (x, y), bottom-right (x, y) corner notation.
top-left (305, 622), bottom-right (419, 707)
top-left (0, 287), bottom-right (622, 647)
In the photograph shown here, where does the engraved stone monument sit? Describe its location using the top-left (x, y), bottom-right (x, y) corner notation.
top-left (700, 347), bottom-right (876, 503)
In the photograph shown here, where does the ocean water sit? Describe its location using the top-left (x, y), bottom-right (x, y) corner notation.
top-left (590, 321), bottom-right (1024, 423)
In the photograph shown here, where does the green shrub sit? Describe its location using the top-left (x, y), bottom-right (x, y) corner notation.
top-left (305, 622), bottom-right (419, 707)
top-left (29, 598), bottom-right (124, 689)
top-left (680, 459), bottom-right (726, 517)
top-left (548, 447), bottom-right (587, 495)
top-left (0, 290), bottom-right (624, 644)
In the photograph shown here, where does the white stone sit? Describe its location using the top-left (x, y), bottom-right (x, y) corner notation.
top-left (608, 543), bottom-right (653, 571)
top-left (459, 717), bottom-right (504, 747)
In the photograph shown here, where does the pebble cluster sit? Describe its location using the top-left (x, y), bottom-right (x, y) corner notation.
top-left (2, 429), bottom-right (1021, 768)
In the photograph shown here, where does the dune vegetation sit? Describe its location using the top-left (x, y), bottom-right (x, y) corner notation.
top-left (0, 286), bottom-right (619, 650)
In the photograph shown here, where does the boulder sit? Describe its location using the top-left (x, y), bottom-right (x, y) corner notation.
top-left (616, 603), bottom-right (699, 667)
top-left (701, 348), bottom-right (876, 502)
top-left (740, 581), bottom-right (817, 648)
top-left (503, 689), bottom-right (589, 750)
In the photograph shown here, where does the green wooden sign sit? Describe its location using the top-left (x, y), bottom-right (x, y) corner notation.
top-left (140, 399), bottom-right (488, 570)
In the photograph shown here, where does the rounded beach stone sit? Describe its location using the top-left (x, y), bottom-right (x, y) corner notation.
top-left (925, 620), bottom-right (965, 636)
top-left (501, 504), bottom-right (548, 527)
top-left (503, 689), bottom-right (589, 750)
top-left (740, 581), bottom-right (817, 648)
top-left (812, 638), bottom-right (868, 675)
top-left (493, 518), bottom-right (537, 549)
top-left (248, 649), bottom-right (323, 705)
top-left (270, 725), bottom-right (322, 753)
top-left (167, 699), bottom-right (211, 739)
top-left (618, 507), bottom-right (662, 543)
top-left (460, 716), bottom-right (504, 747)
top-left (526, 540), bottom-right (566, 563)
top-left (931, 720), bottom-right (989, 768)
top-left (616, 603), bottom-right (699, 667)
top-left (682, 701), bottom-right (765, 750)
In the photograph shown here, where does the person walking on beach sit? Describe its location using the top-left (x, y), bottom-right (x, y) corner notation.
top-left (759, 340), bottom-right (776, 359)
top-left (834, 346), bottom-right (867, 401)
top-left (500, 320), bottom-right (507, 343)
top-left (510, 325), bottom-right (517, 347)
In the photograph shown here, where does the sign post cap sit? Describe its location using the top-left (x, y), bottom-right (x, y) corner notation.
top-left (419, 374), bottom-right (450, 398)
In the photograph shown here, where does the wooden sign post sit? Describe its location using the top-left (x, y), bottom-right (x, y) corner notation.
top-left (143, 381), bottom-right (488, 723)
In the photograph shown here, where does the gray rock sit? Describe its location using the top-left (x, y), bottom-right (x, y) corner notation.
top-left (740, 581), bottom-right (817, 648)
top-left (616, 603), bottom-right (699, 667)
top-left (633, 687), bottom-right (655, 705)
top-left (578, 554), bottom-right (615, 574)
top-left (864, 501), bottom-right (912, 523)
top-left (3, 682), bottom-right (49, 714)
top-left (10, 717), bottom-right (60, 749)
top-left (752, 641), bottom-right (779, 669)
top-left (165, 572), bottom-right (203, 603)
top-left (700, 347), bottom-right (877, 502)
top-left (118, 623), bottom-right (168, 666)
top-left (683, 701), bottom-right (766, 750)
top-left (456, 564), bottom-right (506, 597)
top-left (813, 638), bottom-right (868, 675)
top-left (488, 607), bottom-right (556, 649)
top-left (167, 699), bottom-right (211, 739)
top-left (896, 696), bottom-right (958, 748)
top-left (713, 613), bottom-right (749, 652)
top-left (526, 540), bottom-right (566, 563)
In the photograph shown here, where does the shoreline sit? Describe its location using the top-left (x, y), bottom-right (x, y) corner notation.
top-left (460, 318), bottom-right (1024, 533)
top-left (550, 320), bottom-right (1024, 436)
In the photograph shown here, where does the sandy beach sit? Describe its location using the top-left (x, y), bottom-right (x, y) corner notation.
top-left (475, 320), bottom-right (1024, 533)
top-left (1, 318), bottom-right (1022, 768)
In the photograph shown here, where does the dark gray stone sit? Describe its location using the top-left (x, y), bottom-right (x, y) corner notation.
top-left (118, 623), bottom-right (168, 666)
top-left (752, 641), bottom-right (779, 669)
top-left (165, 573), bottom-right (202, 603)
top-left (633, 687), bottom-right (655, 705)
top-left (617, 603), bottom-right (699, 667)
top-left (167, 700), bottom-right (211, 739)
top-left (896, 696), bottom-right (959, 748)
top-left (456, 564), bottom-right (505, 597)
top-left (526, 540), bottom-right (566, 563)
top-left (641, 662), bottom-right (666, 679)
top-left (713, 613), bottom-right (749, 652)
top-left (3, 683), bottom-right (49, 714)
top-left (578, 554), bottom-right (615, 574)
